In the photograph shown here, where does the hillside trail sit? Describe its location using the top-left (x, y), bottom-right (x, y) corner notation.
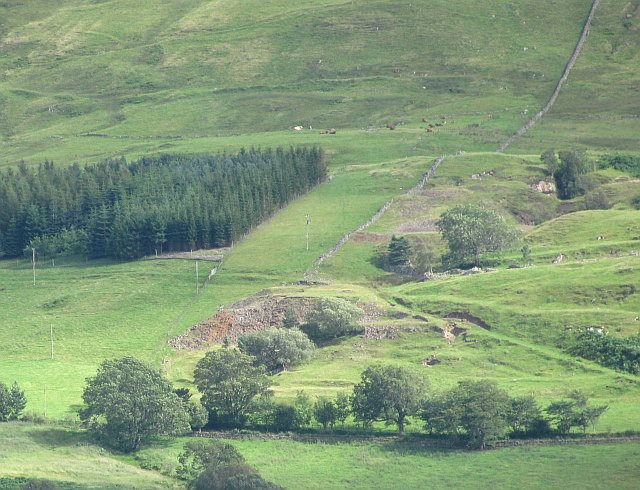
top-left (308, 0), bottom-right (602, 275)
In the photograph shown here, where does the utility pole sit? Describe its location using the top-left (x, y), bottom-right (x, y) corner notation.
top-left (32, 248), bottom-right (36, 285)
top-left (50, 324), bottom-right (54, 360)
top-left (305, 214), bottom-right (310, 251)
top-left (195, 260), bottom-right (199, 294)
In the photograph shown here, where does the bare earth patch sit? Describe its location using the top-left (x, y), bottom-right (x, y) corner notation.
top-left (395, 218), bottom-right (438, 233)
top-left (170, 293), bottom-right (384, 349)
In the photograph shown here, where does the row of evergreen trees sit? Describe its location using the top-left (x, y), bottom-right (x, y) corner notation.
top-left (0, 147), bottom-right (325, 259)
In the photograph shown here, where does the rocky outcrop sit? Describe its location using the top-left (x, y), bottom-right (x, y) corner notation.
top-left (170, 296), bottom-right (317, 349)
top-left (170, 295), bottom-right (383, 350)
top-left (532, 180), bottom-right (556, 194)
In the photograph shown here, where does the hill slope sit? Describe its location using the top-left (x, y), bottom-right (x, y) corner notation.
top-left (1, 0), bottom-right (593, 165)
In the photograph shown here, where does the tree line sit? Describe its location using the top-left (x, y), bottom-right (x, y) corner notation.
top-left (0, 147), bottom-right (325, 259)
top-left (78, 352), bottom-right (609, 454)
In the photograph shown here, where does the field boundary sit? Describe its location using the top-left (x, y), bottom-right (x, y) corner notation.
top-left (497, 0), bottom-right (602, 152)
top-left (192, 430), bottom-right (640, 449)
top-left (310, 155), bottom-right (446, 272)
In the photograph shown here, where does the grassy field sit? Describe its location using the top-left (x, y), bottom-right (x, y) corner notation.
top-left (0, 423), bottom-right (177, 489)
top-left (3, 423), bottom-right (639, 489)
top-left (512, 0), bottom-right (640, 152)
top-left (2, 0), bottom-right (640, 488)
top-left (238, 439), bottom-right (640, 490)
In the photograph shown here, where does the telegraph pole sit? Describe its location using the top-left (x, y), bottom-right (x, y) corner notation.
top-left (32, 248), bottom-right (36, 285)
top-left (305, 214), bottom-right (310, 251)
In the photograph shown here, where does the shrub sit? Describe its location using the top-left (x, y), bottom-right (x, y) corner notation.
top-left (270, 404), bottom-right (298, 432)
top-left (303, 297), bottom-right (363, 341)
top-left (238, 328), bottom-right (315, 373)
top-left (568, 329), bottom-right (640, 374)
top-left (600, 154), bottom-right (640, 177)
top-left (0, 381), bottom-right (26, 421)
top-left (314, 398), bottom-right (338, 429)
top-left (584, 188), bottom-right (610, 210)
top-left (177, 439), bottom-right (244, 482)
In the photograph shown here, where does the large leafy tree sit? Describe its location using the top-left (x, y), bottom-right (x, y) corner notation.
top-left (451, 380), bottom-right (511, 449)
top-left (351, 365), bottom-right (428, 433)
top-left (194, 349), bottom-right (272, 427)
top-left (437, 204), bottom-right (520, 267)
top-left (238, 327), bottom-right (315, 373)
top-left (80, 357), bottom-right (190, 452)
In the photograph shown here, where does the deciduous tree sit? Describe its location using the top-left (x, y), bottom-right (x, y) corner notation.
top-left (437, 204), bottom-right (520, 267)
top-left (352, 365), bottom-right (428, 433)
top-left (314, 398), bottom-right (338, 429)
top-left (194, 349), bottom-right (272, 427)
top-left (554, 150), bottom-right (590, 199)
top-left (304, 297), bottom-right (363, 340)
top-left (238, 328), bottom-right (315, 373)
top-left (80, 357), bottom-right (190, 452)
top-left (451, 380), bottom-right (511, 449)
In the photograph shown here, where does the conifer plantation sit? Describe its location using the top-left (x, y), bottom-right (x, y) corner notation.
top-left (0, 147), bottom-right (325, 259)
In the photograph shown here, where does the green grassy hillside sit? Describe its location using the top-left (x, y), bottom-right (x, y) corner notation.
top-left (514, 0), bottom-right (640, 151)
top-left (0, 423), bottom-right (176, 489)
top-left (2, 0), bottom-right (640, 488)
top-left (0, 0), bottom-right (594, 165)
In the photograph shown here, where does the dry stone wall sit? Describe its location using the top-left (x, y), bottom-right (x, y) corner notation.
top-left (312, 155), bottom-right (446, 269)
top-left (497, 0), bottom-right (602, 152)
